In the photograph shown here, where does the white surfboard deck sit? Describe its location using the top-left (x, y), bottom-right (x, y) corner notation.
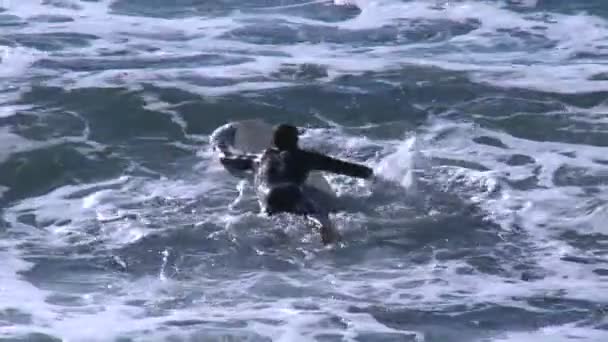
top-left (214, 119), bottom-right (335, 196)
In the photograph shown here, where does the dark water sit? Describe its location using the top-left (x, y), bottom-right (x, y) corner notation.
top-left (1, 0), bottom-right (608, 341)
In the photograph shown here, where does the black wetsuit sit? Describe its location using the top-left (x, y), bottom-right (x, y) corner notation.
top-left (220, 147), bottom-right (373, 215)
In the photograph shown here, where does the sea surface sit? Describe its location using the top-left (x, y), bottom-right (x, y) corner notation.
top-left (1, 0), bottom-right (608, 341)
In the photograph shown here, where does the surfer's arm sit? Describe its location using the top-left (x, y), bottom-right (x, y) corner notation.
top-left (220, 154), bottom-right (258, 173)
top-left (306, 151), bottom-right (373, 179)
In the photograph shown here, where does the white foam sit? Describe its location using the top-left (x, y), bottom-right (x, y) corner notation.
top-left (0, 245), bottom-right (56, 335)
top-left (409, 117), bottom-right (608, 304)
top-left (0, 46), bottom-right (42, 79)
top-left (0, 104), bottom-right (30, 118)
top-left (0, 0), bottom-right (604, 95)
top-left (494, 324), bottom-right (608, 342)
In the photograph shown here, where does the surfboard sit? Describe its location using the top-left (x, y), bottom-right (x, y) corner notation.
top-left (210, 119), bottom-right (335, 196)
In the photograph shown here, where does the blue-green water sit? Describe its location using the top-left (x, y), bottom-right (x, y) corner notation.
top-left (1, 1), bottom-right (608, 341)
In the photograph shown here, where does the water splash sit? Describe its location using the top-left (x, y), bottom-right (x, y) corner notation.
top-left (375, 135), bottom-right (427, 191)
top-left (159, 248), bottom-right (170, 281)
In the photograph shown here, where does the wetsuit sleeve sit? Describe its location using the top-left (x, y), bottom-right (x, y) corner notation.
top-left (220, 154), bottom-right (257, 172)
top-left (305, 150), bottom-right (373, 179)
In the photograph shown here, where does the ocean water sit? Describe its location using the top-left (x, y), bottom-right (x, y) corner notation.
top-left (1, 0), bottom-right (608, 341)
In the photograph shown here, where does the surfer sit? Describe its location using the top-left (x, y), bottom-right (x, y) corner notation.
top-left (219, 124), bottom-right (374, 244)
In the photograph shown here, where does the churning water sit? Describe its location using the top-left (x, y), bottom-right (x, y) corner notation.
top-left (1, 0), bottom-right (608, 341)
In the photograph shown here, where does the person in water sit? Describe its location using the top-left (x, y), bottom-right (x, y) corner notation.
top-left (219, 124), bottom-right (374, 244)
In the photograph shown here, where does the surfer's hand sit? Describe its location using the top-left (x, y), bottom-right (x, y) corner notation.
top-left (361, 166), bottom-right (374, 180)
top-left (364, 168), bottom-right (376, 181)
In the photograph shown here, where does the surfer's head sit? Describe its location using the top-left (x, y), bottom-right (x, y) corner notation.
top-left (272, 124), bottom-right (299, 150)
